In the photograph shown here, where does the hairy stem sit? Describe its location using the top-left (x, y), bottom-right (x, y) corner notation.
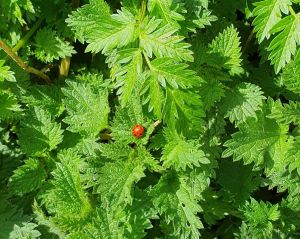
top-left (12, 18), bottom-right (43, 52)
top-left (0, 40), bottom-right (51, 84)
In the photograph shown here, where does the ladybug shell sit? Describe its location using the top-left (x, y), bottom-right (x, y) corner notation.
top-left (132, 124), bottom-right (144, 138)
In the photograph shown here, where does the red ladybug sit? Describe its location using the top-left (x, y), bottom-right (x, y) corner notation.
top-left (132, 124), bottom-right (144, 138)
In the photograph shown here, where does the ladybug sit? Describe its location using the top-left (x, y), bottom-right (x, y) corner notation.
top-left (132, 124), bottom-right (144, 138)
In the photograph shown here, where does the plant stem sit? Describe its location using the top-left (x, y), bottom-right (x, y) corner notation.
top-left (288, 6), bottom-right (297, 17)
top-left (143, 51), bottom-right (153, 70)
top-left (153, 120), bottom-right (161, 128)
top-left (12, 18), bottom-right (43, 52)
top-left (140, 0), bottom-right (147, 22)
top-left (0, 40), bottom-right (51, 84)
top-left (242, 30), bottom-right (254, 54)
top-left (59, 57), bottom-right (71, 77)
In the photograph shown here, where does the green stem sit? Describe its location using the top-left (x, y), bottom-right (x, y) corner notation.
top-left (288, 6), bottom-right (297, 17)
top-left (140, 0), bottom-right (147, 22)
top-left (153, 120), bottom-right (161, 128)
top-left (242, 30), bottom-right (254, 53)
top-left (0, 40), bottom-right (51, 84)
top-left (143, 51), bottom-right (153, 70)
top-left (12, 18), bottom-right (43, 52)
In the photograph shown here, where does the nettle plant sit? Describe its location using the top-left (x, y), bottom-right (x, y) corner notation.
top-left (0, 0), bottom-right (300, 238)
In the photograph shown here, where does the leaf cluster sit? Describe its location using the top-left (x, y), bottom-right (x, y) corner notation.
top-left (0, 0), bottom-right (300, 238)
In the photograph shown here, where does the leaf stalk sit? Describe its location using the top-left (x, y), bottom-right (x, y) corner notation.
top-left (12, 18), bottom-right (43, 53)
top-left (0, 40), bottom-right (51, 84)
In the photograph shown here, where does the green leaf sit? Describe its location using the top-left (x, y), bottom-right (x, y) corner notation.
top-left (0, 0), bottom-right (34, 26)
top-left (123, 189), bottom-right (157, 239)
top-left (268, 13), bottom-right (300, 73)
top-left (201, 189), bottom-right (235, 226)
top-left (252, 0), bottom-right (291, 43)
top-left (33, 201), bottom-right (66, 239)
top-left (22, 85), bottom-right (63, 116)
top-left (140, 18), bottom-right (193, 62)
top-left (142, 72), bottom-right (164, 118)
top-left (9, 223), bottom-right (41, 239)
top-left (269, 101), bottom-right (300, 125)
top-left (122, 0), bottom-right (140, 15)
top-left (118, 49), bottom-right (143, 107)
top-left (111, 99), bottom-right (144, 144)
top-left (220, 83), bottom-right (266, 125)
top-left (286, 137), bottom-right (300, 176)
top-left (43, 150), bottom-right (92, 224)
top-left (0, 91), bottom-right (22, 120)
top-left (217, 159), bottom-right (261, 203)
top-left (0, 60), bottom-right (16, 82)
top-left (150, 172), bottom-right (203, 238)
top-left (67, 7), bottom-right (137, 54)
top-left (65, 0), bottom-right (110, 41)
top-left (62, 81), bottom-right (109, 136)
top-left (97, 161), bottom-right (145, 208)
top-left (147, 0), bottom-right (185, 28)
top-left (199, 78), bottom-right (225, 111)
top-left (150, 57), bottom-right (201, 89)
top-left (162, 132), bottom-right (209, 171)
top-left (99, 142), bottom-right (132, 161)
top-left (163, 88), bottom-right (205, 133)
top-left (18, 107), bottom-right (63, 156)
top-left (209, 25), bottom-right (244, 76)
top-left (182, 1), bottom-right (217, 33)
top-left (8, 158), bottom-right (47, 196)
top-left (191, 9), bottom-right (217, 30)
top-left (241, 198), bottom-right (280, 239)
top-left (279, 53), bottom-right (300, 94)
top-left (222, 100), bottom-right (289, 167)
top-left (0, 197), bottom-right (31, 239)
top-left (107, 48), bottom-right (144, 107)
top-left (136, 145), bottom-right (163, 172)
top-left (74, 72), bottom-right (107, 89)
top-left (84, 204), bottom-right (121, 239)
top-left (61, 132), bottom-right (100, 157)
top-left (143, 57), bottom-right (203, 121)
top-left (34, 28), bottom-right (76, 63)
